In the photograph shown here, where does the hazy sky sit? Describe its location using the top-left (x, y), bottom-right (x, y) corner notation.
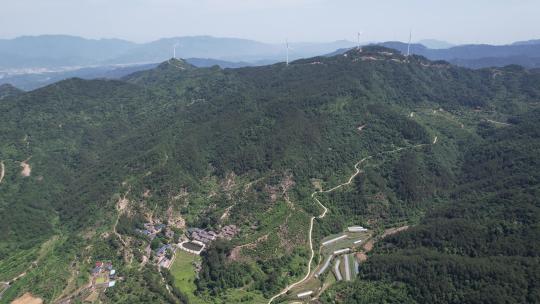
top-left (1, 0), bottom-right (538, 44)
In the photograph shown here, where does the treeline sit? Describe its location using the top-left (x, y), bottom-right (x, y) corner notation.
top-left (196, 239), bottom-right (308, 297)
top-left (320, 280), bottom-right (416, 304)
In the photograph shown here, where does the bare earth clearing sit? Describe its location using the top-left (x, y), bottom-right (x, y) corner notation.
top-left (382, 225), bottom-right (410, 238)
top-left (11, 292), bottom-right (43, 304)
top-left (20, 157), bottom-right (32, 177)
top-left (486, 119), bottom-right (512, 126)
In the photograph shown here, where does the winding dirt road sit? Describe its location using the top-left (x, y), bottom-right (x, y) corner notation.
top-left (267, 139), bottom-right (437, 304)
top-left (486, 119), bottom-right (511, 126)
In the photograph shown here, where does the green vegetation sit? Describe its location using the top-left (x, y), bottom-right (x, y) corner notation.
top-left (1, 47), bottom-right (539, 303)
top-left (0, 83), bottom-right (23, 100)
top-left (321, 280), bottom-right (416, 304)
top-left (322, 109), bottom-right (540, 303)
top-left (170, 251), bottom-right (201, 303)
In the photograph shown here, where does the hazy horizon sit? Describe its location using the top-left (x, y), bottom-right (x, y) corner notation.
top-left (1, 0), bottom-right (539, 45)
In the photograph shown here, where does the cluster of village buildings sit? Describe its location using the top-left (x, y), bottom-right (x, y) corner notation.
top-left (136, 222), bottom-right (173, 240)
top-left (91, 261), bottom-right (117, 288)
top-left (178, 225), bottom-right (240, 255)
top-left (187, 224), bottom-right (239, 244)
top-left (135, 221), bottom-right (241, 269)
top-left (81, 220), bottom-right (241, 302)
top-left (135, 221), bottom-right (178, 268)
top-left (155, 244), bottom-right (174, 268)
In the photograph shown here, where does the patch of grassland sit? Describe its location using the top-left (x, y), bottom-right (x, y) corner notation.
top-left (170, 250), bottom-right (205, 303)
top-left (95, 276), bottom-right (107, 285)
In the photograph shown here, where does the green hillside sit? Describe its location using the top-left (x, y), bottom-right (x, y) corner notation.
top-left (1, 47), bottom-right (539, 303)
top-left (321, 109), bottom-right (540, 304)
top-left (0, 84), bottom-right (23, 100)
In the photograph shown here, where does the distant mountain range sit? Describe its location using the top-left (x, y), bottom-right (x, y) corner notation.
top-left (0, 35), bottom-right (356, 70)
top-left (377, 41), bottom-right (540, 69)
top-left (417, 39), bottom-right (455, 49)
top-left (0, 35), bottom-right (135, 69)
top-left (0, 58), bottom-right (258, 90)
top-left (512, 39), bottom-right (540, 46)
top-left (2, 35), bottom-right (540, 90)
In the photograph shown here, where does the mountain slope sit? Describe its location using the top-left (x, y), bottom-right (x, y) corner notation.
top-left (0, 83), bottom-right (23, 99)
top-left (322, 109), bottom-right (540, 304)
top-left (0, 47), bottom-right (539, 303)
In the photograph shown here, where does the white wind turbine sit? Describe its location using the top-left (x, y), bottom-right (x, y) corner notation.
top-left (357, 32), bottom-right (363, 51)
top-left (173, 42), bottom-right (181, 59)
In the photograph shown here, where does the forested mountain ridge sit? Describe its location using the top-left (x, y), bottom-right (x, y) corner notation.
top-left (322, 108), bottom-right (540, 304)
top-left (0, 83), bottom-right (23, 99)
top-left (0, 46), bottom-right (539, 303)
top-left (378, 41), bottom-right (540, 69)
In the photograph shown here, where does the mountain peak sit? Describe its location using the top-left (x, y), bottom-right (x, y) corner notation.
top-left (0, 83), bottom-right (23, 99)
top-left (335, 45), bottom-right (408, 62)
top-left (156, 58), bottom-right (197, 71)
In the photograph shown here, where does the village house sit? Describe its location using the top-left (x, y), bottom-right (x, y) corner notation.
top-left (137, 222), bottom-right (168, 239)
top-left (188, 228), bottom-right (217, 244)
top-left (219, 225), bottom-right (239, 239)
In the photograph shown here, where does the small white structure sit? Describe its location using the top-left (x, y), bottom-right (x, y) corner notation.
top-left (348, 226), bottom-right (368, 232)
top-left (322, 234), bottom-right (347, 246)
top-left (297, 291), bottom-right (313, 298)
top-left (315, 255), bottom-right (334, 277)
top-left (108, 280), bottom-right (116, 287)
top-left (110, 269), bottom-right (116, 275)
top-left (353, 239), bottom-right (362, 244)
top-left (333, 248), bottom-right (350, 255)
top-left (334, 259), bottom-right (342, 281)
top-left (344, 254), bottom-right (351, 281)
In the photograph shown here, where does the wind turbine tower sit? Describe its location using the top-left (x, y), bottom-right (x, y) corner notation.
top-left (173, 42), bottom-right (180, 59)
top-left (357, 32), bottom-right (363, 51)
top-left (407, 30), bottom-right (412, 57)
top-left (286, 39), bottom-right (290, 66)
